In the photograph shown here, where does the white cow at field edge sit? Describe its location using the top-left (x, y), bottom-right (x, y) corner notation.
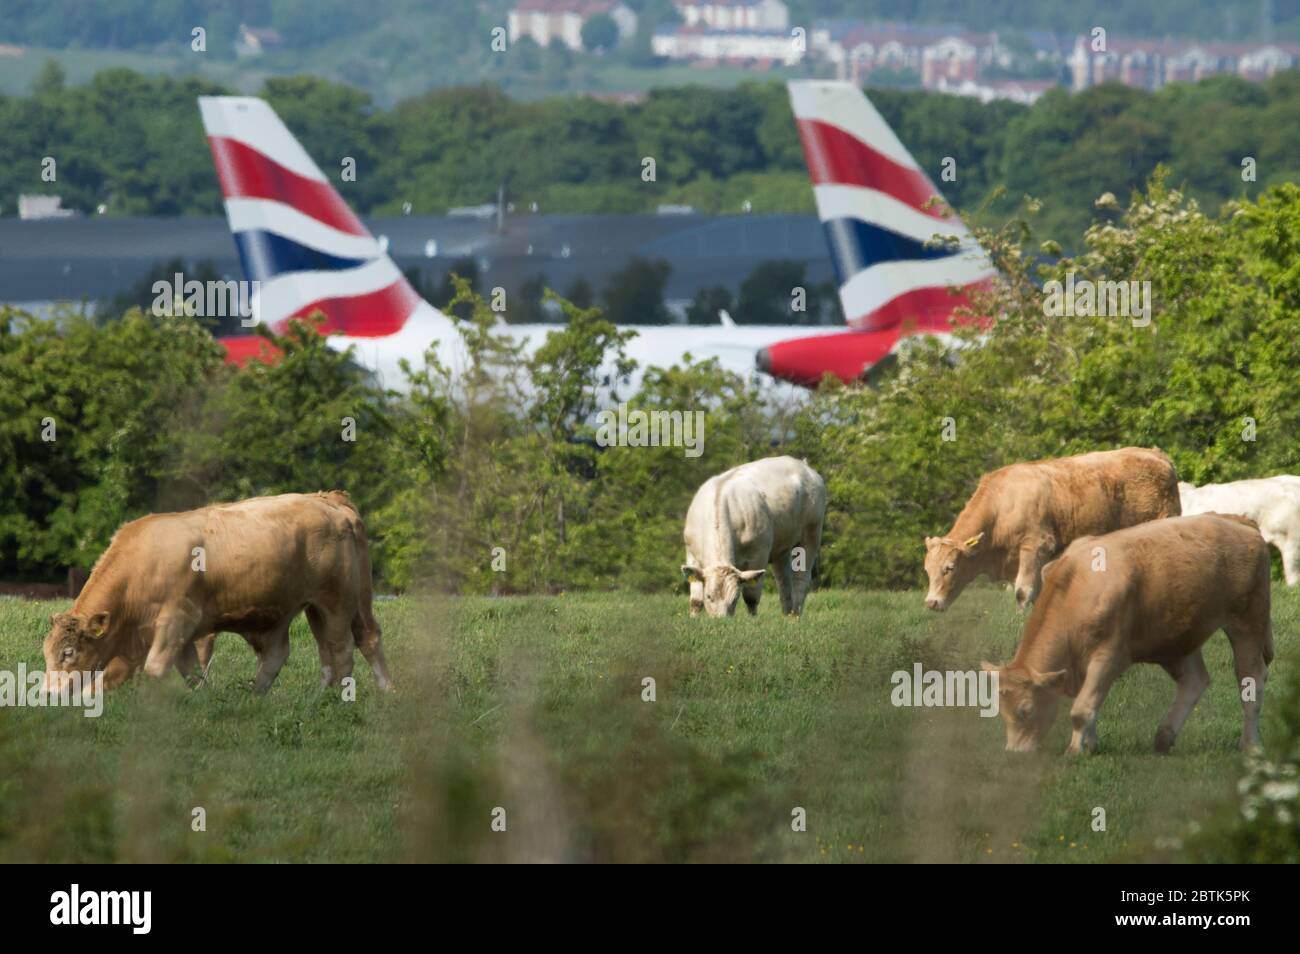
top-left (1179, 477), bottom-right (1300, 584)
top-left (682, 456), bottom-right (827, 617)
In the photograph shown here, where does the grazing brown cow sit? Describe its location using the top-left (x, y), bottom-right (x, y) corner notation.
top-left (982, 514), bottom-right (1272, 755)
top-left (41, 491), bottom-right (391, 694)
top-left (924, 447), bottom-right (1181, 612)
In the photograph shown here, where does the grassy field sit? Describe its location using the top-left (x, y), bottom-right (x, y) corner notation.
top-left (1, 585), bottom-right (1295, 863)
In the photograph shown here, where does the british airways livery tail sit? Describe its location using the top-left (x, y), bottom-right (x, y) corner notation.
top-left (198, 96), bottom-right (447, 370)
top-left (198, 86), bottom-right (991, 391)
top-left (198, 95), bottom-right (816, 390)
top-left (756, 81), bottom-right (996, 384)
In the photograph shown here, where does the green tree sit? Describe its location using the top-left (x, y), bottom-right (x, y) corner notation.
top-left (582, 13), bottom-right (620, 51)
top-left (734, 259), bottom-right (819, 325)
top-left (564, 276), bottom-right (595, 309)
top-left (507, 273), bottom-right (551, 324)
top-left (601, 257), bottom-right (672, 324)
top-left (30, 58), bottom-right (65, 97)
top-left (438, 258), bottom-right (481, 319)
top-left (0, 306), bottom-right (224, 577)
top-left (686, 285), bottom-right (733, 325)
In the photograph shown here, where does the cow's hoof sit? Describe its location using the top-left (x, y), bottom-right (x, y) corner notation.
top-left (1154, 727), bottom-right (1176, 754)
top-left (143, 660), bottom-right (170, 680)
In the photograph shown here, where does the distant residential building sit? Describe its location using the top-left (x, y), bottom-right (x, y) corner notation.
top-left (933, 76), bottom-right (1056, 104)
top-left (809, 20), bottom-right (1001, 87)
top-left (1238, 44), bottom-right (1295, 80)
top-left (652, 25), bottom-right (803, 65)
top-left (673, 0), bottom-right (789, 32)
top-left (920, 35), bottom-right (982, 87)
top-left (508, 0), bottom-right (638, 51)
top-left (1070, 35), bottom-right (1300, 91)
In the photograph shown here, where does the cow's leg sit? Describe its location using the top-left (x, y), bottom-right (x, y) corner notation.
top-left (1012, 546), bottom-right (1045, 612)
top-left (142, 614), bottom-right (198, 680)
top-left (790, 527), bottom-right (821, 616)
top-left (743, 577), bottom-right (764, 616)
top-left (1154, 650), bottom-right (1211, 753)
top-left (689, 577), bottom-right (704, 617)
top-left (193, 633), bottom-right (217, 671)
top-left (250, 621), bottom-right (293, 694)
top-left (306, 604), bottom-right (355, 687)
top-left (351, 608), bottom-right (392, 691)
top-left (772, 550), bottom-right (794, 615)
top-left (175, 641), bottom-right (203, 686)
top-left (102, 655), bottom-right (135, 690)
top-left (1067, 655), bottom-right (1122, 755)
top-left (1279, 539), bottom-right (1300, 587)
top-left (174, 633), bottom-right (217, 687)
top-left (1226, 619), bottom-right (1270, 751)
top-left (305, 606), bottom-right (336, 686)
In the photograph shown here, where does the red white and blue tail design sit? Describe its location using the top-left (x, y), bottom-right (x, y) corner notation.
top-left (198, 96), bottom-right (436, 365)
top-left (756, 81), bottom-right (996, 385)
top-left (790, 80), bottom-right (994, 333)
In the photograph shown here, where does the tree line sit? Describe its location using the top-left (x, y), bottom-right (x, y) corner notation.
top-left (6, 64), bottom-right (1300, 245)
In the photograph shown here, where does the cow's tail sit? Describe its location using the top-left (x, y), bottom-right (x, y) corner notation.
top-left (1151, 448), bottom-right (1183, 517)
top-left (327, 492), bottom-right (393, 690)
top-left (340, 501), bottom-right (380, 638)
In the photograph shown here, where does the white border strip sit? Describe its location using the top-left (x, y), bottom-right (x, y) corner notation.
top-left (225, 198), bottom-right (379, 260)
top-left (199, 96), bottom-right (328, 182)
top-left (257, 256), bottom-right (404, 327)
top-left (788, 80), bottom-right (919, 171)
top-left (839, 255), bottom-right (997, 325)
top-left (814, 183), bottom-right (971, 245)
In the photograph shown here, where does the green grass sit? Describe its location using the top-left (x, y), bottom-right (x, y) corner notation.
top-left (1, 585), bottom-right (1295, 862)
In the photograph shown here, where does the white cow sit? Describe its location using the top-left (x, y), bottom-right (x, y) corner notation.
top-left (682, 456), bottom-right (826, 617)
top-left (1179, 477), bottom-right (1300, 584)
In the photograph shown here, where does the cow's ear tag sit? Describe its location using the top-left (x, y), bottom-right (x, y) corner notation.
top-left (963, 533), bottom-right (984, 550)
top-left (88, 612), bottom-right (110, 638)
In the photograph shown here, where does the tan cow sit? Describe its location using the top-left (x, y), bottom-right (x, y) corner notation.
top-left (982, 514), bottom-right (1272, 754)
top-left (682, 456), bottom-right (826, 617)
top-left (42, 491), bottom-right (391, 694)
top-left (924, 447), bottom-right (1180, 612)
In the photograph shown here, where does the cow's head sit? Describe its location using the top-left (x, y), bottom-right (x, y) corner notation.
top-left (982, 660), bottom-right (1066, 752)
top-left (681, 564), bottom-right (765, 617)
top-left (42, 611), bottom-right (111, 688)
top-left (923, 532), bottom-right (984, 611)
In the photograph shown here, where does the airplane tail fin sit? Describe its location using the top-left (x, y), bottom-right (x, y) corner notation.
top-left (754, 82), bottom-right (996, 385)
top-left (786, 80), bottom-right (994, 336)
top-left (198, 96), bottom-right (433, 363)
